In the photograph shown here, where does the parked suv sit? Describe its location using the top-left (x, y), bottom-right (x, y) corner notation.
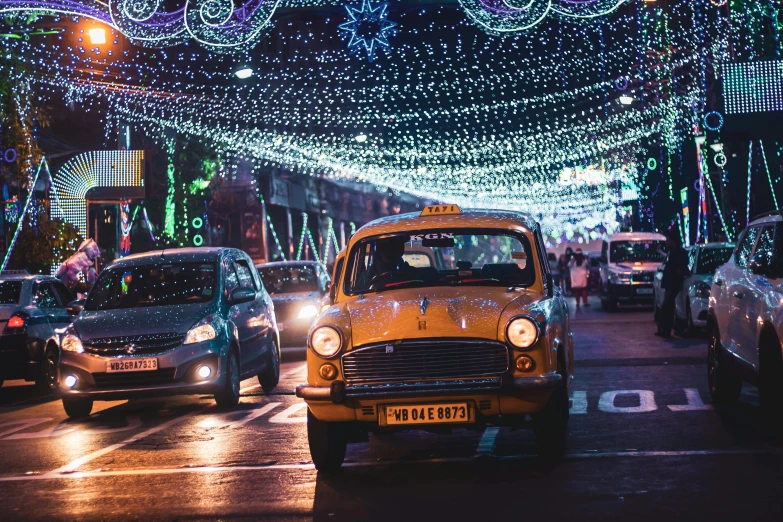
top-left (58, 248), bottom-right (280, 418)
top-left (0, 271), bottom-right (74, 391)
top-left (707, 213), bottom-right (783, 411)
top-left (599, 232), bottom-right (667, 311)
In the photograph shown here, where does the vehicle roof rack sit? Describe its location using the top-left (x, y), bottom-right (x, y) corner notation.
top-left (750, 210), bottom-right (783, 222)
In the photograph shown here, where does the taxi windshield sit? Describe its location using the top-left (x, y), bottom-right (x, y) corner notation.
top-left (345, 229), bottom-right (535, 294)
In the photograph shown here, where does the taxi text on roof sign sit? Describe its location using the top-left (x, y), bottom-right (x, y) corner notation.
top-left (420, 205), bottom-right (462, 216)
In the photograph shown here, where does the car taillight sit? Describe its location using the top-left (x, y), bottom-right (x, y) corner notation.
top-left (5, 315), bottom-right (25, 330)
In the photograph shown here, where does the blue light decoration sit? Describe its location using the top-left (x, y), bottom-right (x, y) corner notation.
top-left (723, 60), bottom-right (783, 115)
top-left (338, 0), bottom-right (397, 62)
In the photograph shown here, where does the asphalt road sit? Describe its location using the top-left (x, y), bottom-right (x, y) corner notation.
top-left (0, 300), bottom-right (781, 521)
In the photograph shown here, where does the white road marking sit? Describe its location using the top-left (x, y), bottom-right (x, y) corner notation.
top-left (47, 404), bottom-right (212, 475)
top-left (570, 391), bottom-right (588, 414)
top-left (197, 403), bottom-right (281, 429)
top-left (476, 427), bottom-right (499, 456)
top-left (0, 448), bottom-right (779, 482)
top-left (241, 363), bottom-right (307, 394)
top-left (598, 390), bottom-right (657, 413)
top-left (269, 402), bottom-right (308, 423)
top-left (0, 418), bottom-right (52, 438)
top-left (668, 388), bottom-right (713, 411)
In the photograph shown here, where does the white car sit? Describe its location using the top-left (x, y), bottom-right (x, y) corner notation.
top-left (599, 232), bottom-right (667, 311)
top-left (707, 212), bottom-right (783, 409)
top-left (653, 242), bottom-right (735, 332)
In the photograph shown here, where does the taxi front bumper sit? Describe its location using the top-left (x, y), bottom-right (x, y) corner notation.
top-left (296, 373), bottom-right (563, 402)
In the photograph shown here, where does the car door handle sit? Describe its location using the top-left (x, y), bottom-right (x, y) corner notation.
top-left (733, 291), bottom-right (744, 299)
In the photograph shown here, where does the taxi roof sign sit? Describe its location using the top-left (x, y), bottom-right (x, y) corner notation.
top-left (420, 204), bottom-right (462, 217)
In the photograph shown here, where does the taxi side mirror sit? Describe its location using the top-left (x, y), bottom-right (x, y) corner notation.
top-left (66, 299), bottom-right (84, 316)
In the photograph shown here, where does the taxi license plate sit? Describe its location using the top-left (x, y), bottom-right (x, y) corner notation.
top-left (383, 403), bottom-right (473, 426)
top-left (106, 358), bottom-right (158, 373)
top-left (636, 288), bottom-right (654, 295)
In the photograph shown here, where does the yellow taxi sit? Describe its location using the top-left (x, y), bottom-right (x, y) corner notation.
top-left (296, 205), bottom-right (574, 469)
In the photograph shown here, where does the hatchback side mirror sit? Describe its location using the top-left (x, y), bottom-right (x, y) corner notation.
top-left (66, 299), bottom-right (84, 316)
top-left (749, 253), bottom-right (773, 277)
top-left (230, 287), bottom-right (256, 305)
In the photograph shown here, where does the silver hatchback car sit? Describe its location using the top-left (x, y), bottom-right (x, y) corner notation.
top-left (58, 248), bottom-right (280, 418)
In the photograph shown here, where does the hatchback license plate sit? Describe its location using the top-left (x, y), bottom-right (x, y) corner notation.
top-left (636, 288), bottom-right (654, 295)
top-left (383, 403), bottom-right (472, 426)
top-left (106, 358), bottom-right (158, 373)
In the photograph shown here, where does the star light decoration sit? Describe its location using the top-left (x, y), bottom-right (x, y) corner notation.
top-left (338, 0), bottom-right (397, 62)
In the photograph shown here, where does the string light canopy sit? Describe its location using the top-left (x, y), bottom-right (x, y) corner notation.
top-left (2, 0), bottom-right (732, 241)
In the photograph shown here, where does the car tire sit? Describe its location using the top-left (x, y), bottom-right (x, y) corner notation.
top-left (707, 325), bottom-right (741, 403)
top-left (307, 408), bottom-right (348, 471)
top-left (62, 396), bottom-right (93, 419)
top-left (215, 350), bottom-right (240, 408)
top-left (258, 342), bottom-right (280, 394)
top-left (759, 333), bottom-right (783, 419)
top-left (533, 381), bottom-right (569, 464)
top-left (36, 348), bottom-right (59, 393)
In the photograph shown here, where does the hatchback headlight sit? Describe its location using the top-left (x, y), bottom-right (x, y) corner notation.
top-left (506, 317), bottom-right (539, 349)
top-left (61, 332), bottom-right (84, 353)
top-left (184, 322), bottom-right (216, 345)
top-left (310, 326), bottom-right (343, 358)
top-left (298, 304), bottom-right (319, 319)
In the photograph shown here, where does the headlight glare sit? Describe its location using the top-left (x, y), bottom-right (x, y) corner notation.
top-left (310, 326), bottom-right (342, 358)
top-left (506, 317), bottom-right (539, 349)
top-left (298, 304), bottom-right (319, 319)
top-left (184, 324), bottom-right (216, 345)
top-left (61, 333), bottom-right (84, 353)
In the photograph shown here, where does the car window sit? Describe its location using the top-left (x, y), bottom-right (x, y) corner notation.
top-left (0, 281), bottom-right (23, 305)
top-left (696, 247), bottom-right (734, 275)
top-left (224, 262), bottom-right (240, 299)
top-left (257, 265), bottom-right (320, 294)
top-left (755, 226), bottom-right (775, 262)
top-left (34, 283), bottom-right (58, 309)
top-left (403, 252), bottom-right (433, 268)
top-left (51, 281), bottom-right (74, 306)
top-left (735, 226), bottom-right (761, 268)
top-left (235, 259), bottom-right (257, 290)
top-left (609, 240), bottom-right (666, 263)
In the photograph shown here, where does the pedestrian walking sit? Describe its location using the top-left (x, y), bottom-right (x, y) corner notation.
top-left (569, 249), bottom-right (589, 307)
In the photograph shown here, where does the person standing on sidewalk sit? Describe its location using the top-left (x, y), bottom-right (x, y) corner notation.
top-left (569, 249), bottom-right (589, 307)
top-left (656, 232), bottom-right (689, 338)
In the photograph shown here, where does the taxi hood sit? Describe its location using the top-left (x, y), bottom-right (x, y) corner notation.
top-left (346, 286), bottom-right (540, 346)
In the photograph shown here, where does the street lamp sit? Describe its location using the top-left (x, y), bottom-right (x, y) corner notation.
top-left (355, 134), bottom-right (368, 143)
top-left (619, 95), bottom-right (634, 105)
top-left (88, 27), bottom-right (106, 45)
top-left (234, 66), bottom-right (254, 79)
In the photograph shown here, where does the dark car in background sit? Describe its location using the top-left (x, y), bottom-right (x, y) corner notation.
top-left (58, 248), bottom-right (280, 418)
top-left (587, 251), bottom-right (601, 292)
top-left (0, 272), bottom-right (74, 392)
top-left (255, 261), bottom-right (330, 348)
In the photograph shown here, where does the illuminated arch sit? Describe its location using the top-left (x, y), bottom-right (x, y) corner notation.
top-left (50, 150), bottom-right (145, 234)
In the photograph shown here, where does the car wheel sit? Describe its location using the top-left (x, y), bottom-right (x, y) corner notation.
top-left (215, 351), bottom-right (240, 408)
top-left (307, 408), bottom-right (348, 471)
top-left (759, 333), bottom-right (783, 419)
top-left (707, 326), bottom-right (741, 403)
top-left (533, 383), bottom-right (568, 464)
top-left (36, 348), bottom-right (59, 393)
top-left (62, 396), bottom-right (93, 419)
top-left (258, 342), bottom-right (280, 394)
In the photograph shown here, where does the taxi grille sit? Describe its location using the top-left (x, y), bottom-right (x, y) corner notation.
top-left (92, 368), bottom-right (177, 388)
top-left (83, 333), bottom-right (185, 356)
top-left (342, 339), bottom-right (509, 384)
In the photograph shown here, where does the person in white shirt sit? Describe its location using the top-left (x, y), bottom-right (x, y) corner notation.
top-left (569, 249), bottom-right (589, 307)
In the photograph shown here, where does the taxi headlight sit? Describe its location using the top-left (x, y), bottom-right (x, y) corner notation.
top-left (298, 304), bottom-right (319, 319)
top-left (61, 333), bottom-right (84, 353)
top-left (184, 324), bottom-right (216, 345)
top-left (310, 326), bottom-right (343, 358)
top-left (506, 317), bottom-right (539, 349)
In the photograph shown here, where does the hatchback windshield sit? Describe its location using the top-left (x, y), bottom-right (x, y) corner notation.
top-left (610, 240), bottom-right (666, 263)
top-left (0, 281), bottom-right (23, 305)
top-left (696, 247), bottom-right (734, 275)
top-left (257, 265), bottom-right (319, 294)
top-left (345, 230), bottom-right (535, 294)
top-left (85, 262), bottom-right (217, 310)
